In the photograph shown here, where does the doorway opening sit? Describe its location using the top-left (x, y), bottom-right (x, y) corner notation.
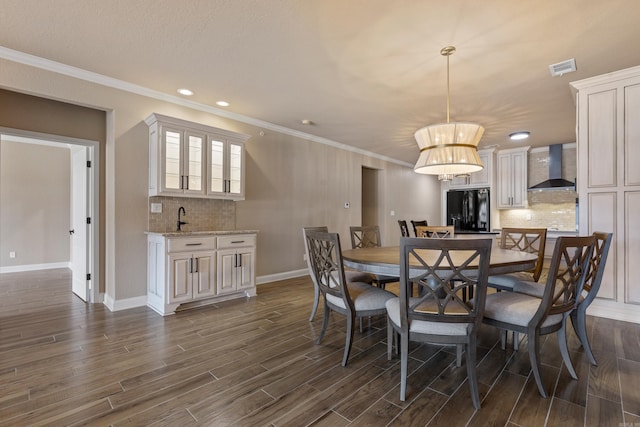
top-left (0, 128), bottom-right (99, 303)
top-left (361, 166), bottom-right (382, 227)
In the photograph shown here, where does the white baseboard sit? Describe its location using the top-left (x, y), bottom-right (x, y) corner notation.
top-left (256, 269), bottom-right (308, 285)
top-left (0, 261), bottom-right (71, 274)
top-left (587, 299), bottom-right (640, 324)
top-left (103, 294), bottom-right (147, 312)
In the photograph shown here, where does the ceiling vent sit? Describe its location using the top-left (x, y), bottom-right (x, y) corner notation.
top-left (549, 59), bottom-right (577, 77)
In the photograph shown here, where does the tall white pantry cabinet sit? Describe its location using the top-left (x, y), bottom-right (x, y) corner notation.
top-left (572, 65), bottom-right (640, 323)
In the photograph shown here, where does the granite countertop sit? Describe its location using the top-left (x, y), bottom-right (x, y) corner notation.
top-left (146, 230), bottom-right (259, 237)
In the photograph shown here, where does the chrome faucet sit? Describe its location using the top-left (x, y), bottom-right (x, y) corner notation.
top-left (177, 206), bottom-right (187, 231)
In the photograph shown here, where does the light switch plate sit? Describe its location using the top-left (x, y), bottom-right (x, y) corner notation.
top-left (151, 203), bottom-right (162, 213)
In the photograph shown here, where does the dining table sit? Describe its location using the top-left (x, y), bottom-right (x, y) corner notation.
top-left (341, 242), bottom-right (538, 278)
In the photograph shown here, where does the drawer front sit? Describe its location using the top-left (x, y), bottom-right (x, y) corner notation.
top-left (217, 234), bottom-right (256, 249)
top-left (167, 236), bottom-right (216, 253)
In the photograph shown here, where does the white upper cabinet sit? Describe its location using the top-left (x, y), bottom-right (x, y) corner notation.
top-left (496, 146), bottom-right (529, 209)
top-left (445, 149), bottom-right (494, 189)
top-left (146, 113), bottom-right (249, 200)
top-left (207, 138), bottom-right (245, 199)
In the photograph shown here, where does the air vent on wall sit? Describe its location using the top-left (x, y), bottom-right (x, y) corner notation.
top-left (549, 59), bottom-right (577, 77)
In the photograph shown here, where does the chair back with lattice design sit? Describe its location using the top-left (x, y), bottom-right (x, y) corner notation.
top-left (538, 236), bottom-right (595, 319)
top-left (500, 228), bottom-right (547, 282)
top-left (580, 232), bottom-right (613, 302)
top-left (350, 225), bottom-right (383, 249)
top-left (398, 237), bottom-right (492, 330)
top-left (398, 220), bottom-right (410, 237)
top-left (416, 225), bottom-right (455, 239)
top-left (306, 231), bottom-right (354, 311)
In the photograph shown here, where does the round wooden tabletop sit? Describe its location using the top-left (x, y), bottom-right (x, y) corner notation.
top-left (342, 245), bottom-right (538, 277)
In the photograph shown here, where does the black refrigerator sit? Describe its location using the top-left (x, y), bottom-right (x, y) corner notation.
top-left (446, 188), bottom-right (490, 232)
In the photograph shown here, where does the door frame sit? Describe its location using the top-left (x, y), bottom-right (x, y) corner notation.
top-left (0, 127), bottom-right (100, 304)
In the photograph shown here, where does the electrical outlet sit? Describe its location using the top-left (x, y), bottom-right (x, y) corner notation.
top-left (526, 214), bottom-right (532, 221)
top-left (303, 253), bottom-right (307, 261)
top-left (9, 251), bottom-right (16, 259)
top-left (150, 203), bottom-right (162, 213)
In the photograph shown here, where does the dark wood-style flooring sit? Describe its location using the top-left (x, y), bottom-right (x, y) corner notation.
top-left (1, 269), bottom-right (639, 426)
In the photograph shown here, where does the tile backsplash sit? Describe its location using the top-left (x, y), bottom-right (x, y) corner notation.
top-left (498, 144), bottom-right (577, 232)
top-left (148, 196), bottom-right (235, 232)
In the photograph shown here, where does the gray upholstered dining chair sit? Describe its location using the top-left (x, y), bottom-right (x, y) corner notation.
top-left (487, 227), bottom-right (547, 291)
top-left (303, 226), bottom-right (373, 322)
top-left (349, 225), bottom-right (398, 288)
top-left (306, 230), bottom-right (395, 366)
top-left (513, 231), bottom-right (613, 366)
top-left (386, 236), bottom-right (492, 409)
top-left (481, 235), bottom-right (595, 398)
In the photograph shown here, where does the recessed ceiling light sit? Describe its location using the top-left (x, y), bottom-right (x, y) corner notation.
top-left (216, 101), bottom-right (230, 107)
top-left (509, 131), bottom-right (530, 141)
top-left (177, 88), bottom-right (194, 96)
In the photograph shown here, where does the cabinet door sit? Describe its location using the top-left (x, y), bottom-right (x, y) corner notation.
top-left (162, 126), bottom-right (184, 193)
top-left (169, 254), bottom-right (193, 303)
top-left (237, 249), bottom-right (254, 290)
top-left (208, 138), bottom-right (226, 196)
top-left (469, 152), bottom-right (490, 187)
top-left (193, 251), bottom-right (216, 299)
top-left (217, 249), bottom-right (238, 294)
top-left (183, 131), bottom-right (205, 196)
top-left (496, 153), bottom-right (514, 208)
top-left (227, 141), bottom-right (244, 198)
top-left (510, 150), bottom-right (528, 207)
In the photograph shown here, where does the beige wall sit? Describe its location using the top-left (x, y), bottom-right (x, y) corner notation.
top-left (0, 140), bottom-right (70, 266)
top-left (0, 58), bottom-right (441, 304)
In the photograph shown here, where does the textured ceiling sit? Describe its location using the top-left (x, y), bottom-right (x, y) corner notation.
top-left (1, 0), bottom-right (639, 165)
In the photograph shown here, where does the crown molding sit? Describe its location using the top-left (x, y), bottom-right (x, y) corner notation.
top-left (0, 46), bottom-right (413, 168)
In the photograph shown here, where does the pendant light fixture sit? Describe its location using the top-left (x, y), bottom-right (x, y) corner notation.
top-left (413, 46), bottom-right (484, 180)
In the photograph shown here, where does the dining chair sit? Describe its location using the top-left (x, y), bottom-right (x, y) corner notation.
top-left (410, 220), bottom-right (428, 237)
top-left (487, 228), bottom-right (547, 291)
top-left (415, 225), bottom-right (455, 238)
top-left (386, 236), bottom-right (492, 409)
top-left (481, 235), bottom-right (595, 398)
top-left (398, 220), bottom-right (410, 237)
top-left (306, 230), bottom-right (395, 366)
top-left (512, 231), bottom-right (613, 366)
top-left (303, 226), bottom-right (373, 322)
top-left (349, 225), bottom-right (399, 288)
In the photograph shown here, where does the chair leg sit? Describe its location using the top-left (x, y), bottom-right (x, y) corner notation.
top-left (387, 317), bottom-right (393, 360)
top-left (571, 308), bottom-right (597, 366)
top-left (558, 316), bottom-right (578, 379)
top-left (400, 332), bottom-right (409, 401)
top-left (342, 313), bottom-right (355, 367)
top-left (309, 282), bottom-right (320, 322)
top-left (317, 303), bottom-right (330, 344)
top-left (528, 330), bottom-right (548, 398)
top-left (500, 329), bottom-right (507, 350)
top-left (466, 339), bottom-right (481, 410)
top-left (456, 344), bottom-right (463, 368)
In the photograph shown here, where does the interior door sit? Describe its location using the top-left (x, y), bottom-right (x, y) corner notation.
top-left (71, 146), bottom-right (89, 301)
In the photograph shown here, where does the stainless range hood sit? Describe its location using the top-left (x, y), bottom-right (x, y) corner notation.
top-left (528, 144), bottom-right (575, 191)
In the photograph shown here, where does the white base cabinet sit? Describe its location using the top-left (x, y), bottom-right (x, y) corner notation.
top-left (147, 232), bottom-right (257, 315)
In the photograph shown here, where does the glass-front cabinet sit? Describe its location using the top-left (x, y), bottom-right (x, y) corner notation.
top-left (207, 138), bottom-right (245, 199)
top-left (146, 113), bottom-right (249, 200)
top-left (160, 126), bottom-right (205, 196)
